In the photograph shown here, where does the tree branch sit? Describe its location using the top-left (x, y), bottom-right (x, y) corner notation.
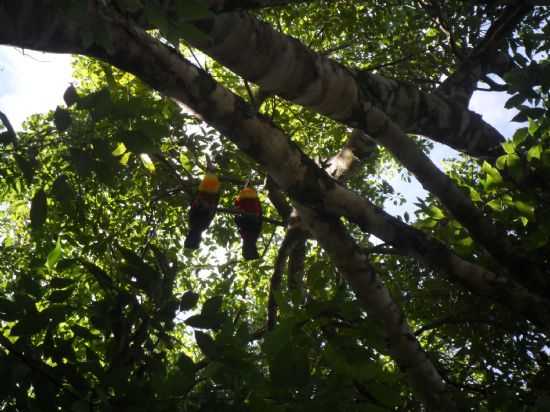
top-left (296, 205), bottom-right (460, 410)
top-left (183, 9), bottom-right (505, 158)
top-left (2, 1), bottom-right (549, 330)
top-left (438, 1), bottom-right (532, 105)
top-left (266, 226), bottom-right (304, 330)
top-left (0, 111), bottom-right (18, 143)
top-left (172, 7), bottom-right (549, 287)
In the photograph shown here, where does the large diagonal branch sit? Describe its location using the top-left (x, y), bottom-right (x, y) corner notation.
top-left (267, 129), bottom-right (375, 329)
top-left (295, 206), bottom-right (460, 410)
top-left (109, 0), bottom-right (506, 157)
top-left (186, 11), bottom-right (505, 158)
top-left (178, 9), bottom-right (549, 285)
top-left (1, 2), bottom-right (549, 330)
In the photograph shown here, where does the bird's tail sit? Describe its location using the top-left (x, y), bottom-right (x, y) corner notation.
top-left (184, 229), bottom-right (202, 249)
top-left (242, 238), bottom-right (259, 260)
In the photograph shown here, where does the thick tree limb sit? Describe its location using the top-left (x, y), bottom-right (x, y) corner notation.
top-left (287, 229), bottom-right (306, 293)
top-left (185, 11), bottom-right (505, 158)
top-left (266, 176), bottom-right (292, 222)
top-left (176, 8), bottom-right (549, 285)
top-left (7, 3), bottom-right (533, 282)
top-left (296, 205), bottom-right (460, 410)
top-left (266, 225), bottom-right (305, 329)
top-left (1, 2), bottom-right (549, 329)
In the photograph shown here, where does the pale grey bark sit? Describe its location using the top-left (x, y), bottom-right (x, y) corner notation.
top-left (177, 9), bottom-right (549, 288)
top-left (1, 2), bottom-right (548, 331)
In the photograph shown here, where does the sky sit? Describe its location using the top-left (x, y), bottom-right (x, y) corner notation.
top-left (0, 45), bottom-right (521, 216)
top-left (0, 47), bottom-right (73, 130)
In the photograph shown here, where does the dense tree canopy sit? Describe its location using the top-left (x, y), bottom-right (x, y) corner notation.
top-left (1, 1), bottom-right (550, 410)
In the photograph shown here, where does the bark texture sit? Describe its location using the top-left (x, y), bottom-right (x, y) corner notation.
top-left (1, 1), bottom-right (548, 330)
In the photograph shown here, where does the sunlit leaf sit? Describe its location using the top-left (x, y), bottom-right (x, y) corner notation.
top-left (46, 237), bottom-right (63, 269)
top-left (112, 142), bottom-right (127, 156)
top-left (30, 189), bottom-right (48, 230)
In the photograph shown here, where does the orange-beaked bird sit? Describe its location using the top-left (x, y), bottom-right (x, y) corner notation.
top-left (184, 172), bottom-right (220, 250)
top-left (234, 187), bottom-right (262, 260)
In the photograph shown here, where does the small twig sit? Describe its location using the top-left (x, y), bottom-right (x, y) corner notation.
top-left (321, 42), bottom-right (352, 56)
top-left (260, 225), bottom-right (278, 259)
top-left (216, 207), bottom-right (284, 226)
top-left (364, 54), bottom-right (415, 72)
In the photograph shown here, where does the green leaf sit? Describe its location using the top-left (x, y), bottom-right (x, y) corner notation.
top-left (50, 276), bottom-right (76, 289)
top-left (527, 145), bottom-right (542, 161)
top-left (15, 154), bottom-right (36, 184)
top-left (504, 93), bottom-right (525, 109)
top-left (512, 112), bottom-right (528, 123)
top-left (120, 151), bottom-right (131, 165)
top-left (528, 118), bottom-right (540, 136)
top-left (486, 199), bottom-right (503, 212)
top-left (11, 315), bottom-right (48, 336)
top-left (30, 189), bottom-right (48, 229)
top-left (52, 175), bottom-right (75, 205)
top-left (496, 155), bottom-right (507, 170)
top-left (46, 237), bottom-right (63, 269)
top-left (469, 187), bottom-right (482, 202)
top-left (112, 142), bottom-right (127, 156)
top-left (53, 106), bottom-right (72, 132)
top-left (428, 206), bottom-right (445, 220)
top-left (185, 314), bottom-right (219, 329)
top-left (512, 127), bottom-right (528, 145)
top-left (82, 262), bottom-right (114, 290)
top-left (120, 130), bottom-right (157, 153)
top-left (514, 200), bottom-right (535, 220)
top-left (140, 153), bottom-right (156, 172)
top-left (180, 291), bottom-right (200, 311)
top-left (482, 161), bottom-right (502, 182)
top-left (202, 296), bottom-right (223, 316)
top-left (195, 331), bottom-right (218, 358)
top-left (482, 161), bottom-right (503, 188)
top-left (48, 288), bottom-right (74, 303)
top-left (502, 141), bottom-right (515, 154)
top-left (0, 298), bottom-right (19, 321)
top-left (524, 108), bottom-right (546, 120)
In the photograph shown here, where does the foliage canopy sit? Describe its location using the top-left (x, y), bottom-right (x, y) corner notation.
top-left (1, 1), bottom-right (550, 411)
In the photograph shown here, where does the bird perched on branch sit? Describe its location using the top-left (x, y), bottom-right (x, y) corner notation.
top-left (184, 171), bottom-right (220, 250)
top-left (234, 186), bottom-right (262, 260)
